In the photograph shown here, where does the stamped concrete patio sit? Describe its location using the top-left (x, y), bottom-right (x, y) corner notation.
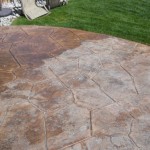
top-left (0, 26), bottom-right (150, 150)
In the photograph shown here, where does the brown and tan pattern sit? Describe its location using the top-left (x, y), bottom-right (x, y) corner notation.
top-left (0, 26), bottom-right (150, 150)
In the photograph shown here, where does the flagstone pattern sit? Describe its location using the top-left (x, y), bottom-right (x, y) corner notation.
top-left (0, 26), bottom-right (150, 150)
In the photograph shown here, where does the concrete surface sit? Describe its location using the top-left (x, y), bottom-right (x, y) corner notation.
top-left (0, 26), bottom-right (150, 150)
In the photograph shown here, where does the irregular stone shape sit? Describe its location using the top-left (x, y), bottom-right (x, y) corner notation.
top-left (30, 79), bottom-right (74, 112)
top-left (64, 135), bottom-right (138, 150)
top-left (60, 71), bottom-right (96, 89)
top-left (0, 51), bottom-right (19, 71)
top-left (47, 57), bottom-right (78, 76)
top-left (23, 34), bottom-right (57, 47)
top-left (0, 80), bottom-right (33, 123)
top-left (0, 98), bottom-right (26, 126)
top-left (135, 69), bottom-right (150, 94)
top-left (130, 117), bottom-right (150, 149)
top-left (92, 103), bottom-right (133, 136)
top-left (16, 53), bottom-right (51, 68)
top-left (45, 104), bottom-right (91, 149)
top-left (73, 88), bottom-right (113, 110)
top-left (0, 26), bottom-right (149, 150)
top-left (10, 35), bottom-right (60, 57)
top-left (64, 136), bottom-right (117, 150)
top-left (110, 135), bottom-right (139, 150)
top-left (0, 102), bottom-right (45, 150)
top-left (111, 38), bottom-right (136, 52)
top-left (15, 68), bottom-right (47, 82)
top-left (121, 54), bottom-right (150, 95)
top-left (117, 95), bottom-right (150, 150)
top-left (11, 42), bottom-right (40, 55)
top-left (78, 54), bottom-right (102, 75)
top-left (117, 94), bottom-right (150, 119)
top-left (85, 37), bottom-right (136, 55)
top-left (93, 65), bottom-right (137, 102)
top-left (3, 31), bottom-right (27, 43)
top-left (51, 28), bottom-right (81, 49)
top-left (83, 37), bottom-right (136, 67)
top-left (0, 78), bottom-right (32, 99)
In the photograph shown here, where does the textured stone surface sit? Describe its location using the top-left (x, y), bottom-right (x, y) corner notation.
top-left (0, 102), bottom-right (45, 150)
top-left (92, 103), bottom-right (133, 136)
top-left (46, 104), bottom-right (90, 149)
top-left (0, 26), bottom-right (149, 150)
top-left (64, 135), bottom-right (139, 150)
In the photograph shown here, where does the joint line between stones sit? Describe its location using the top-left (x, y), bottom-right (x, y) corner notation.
top-left (27, 84), bottom-right (45, 113)
top-left (48, 67), bottom-right (90, 110)
top-left (60, 137), bottom-right (92, 150)
top-left (9, 43), bottom-right (21, 67)
top-left (120, 64), bottom-right (139, 95)
top-left (27, 84), bottom-right (48, 150)
top-left (91, 78), bottom-right (116, 103)
top-left (48, 67), bottom-right (77, 104)
top-left (90, 111), bottom-right (93, 136)
top-left (2, 33), bottom-right (8, 43)
top-left (43, 112), bottom-right (48, 150)
top-left (20, 27), bottom-right (30, 36)
top-left (128, 119), bottom-right (141, 149)
top-left (12, 70), bottom-right (17, 80)
top-left (67, 29), bottom-right (82, 41)
top-left (49, 34), bottom-right (64, 49)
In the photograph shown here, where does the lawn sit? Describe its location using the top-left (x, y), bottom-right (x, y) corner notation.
top-left (12, 0), bottom-right (150, 45)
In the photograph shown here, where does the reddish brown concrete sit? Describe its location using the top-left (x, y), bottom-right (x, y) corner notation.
top-left (0, 26), bottom-right (150, 150)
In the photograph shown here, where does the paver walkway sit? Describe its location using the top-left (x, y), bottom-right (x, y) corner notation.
top-left (0, 26), bottom-right (150, 150)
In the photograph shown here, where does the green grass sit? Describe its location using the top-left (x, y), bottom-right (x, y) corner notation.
top-left (12, 0), bottom-right (150, 45)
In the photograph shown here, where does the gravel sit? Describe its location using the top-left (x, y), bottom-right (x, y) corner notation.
top-left (0, 1), bottom-right (22, 26)
top-left (0, 0), bottom-right (67, 26)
